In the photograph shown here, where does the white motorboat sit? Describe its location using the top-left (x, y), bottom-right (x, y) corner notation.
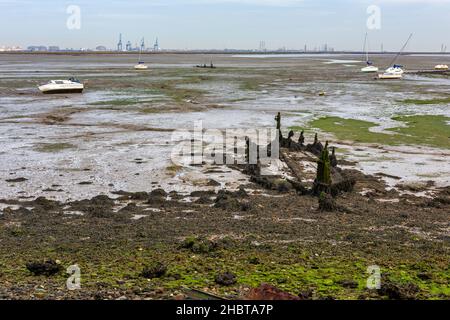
top-left (435, 64), bottom-right (449, 71)
top-left (361, 33), bottom-right (379, 73)
top-left (38, 78), bottom-right (84, 94)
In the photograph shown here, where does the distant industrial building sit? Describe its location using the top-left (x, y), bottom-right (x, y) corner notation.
top-left (96, 46), bottom-right (107, 51)
top-left (48, 46), bottom-right (60, 52)
top-left (117, 34), bottom-right (161, 52)
top-left (27, 46), bottom-right (48, 52)
top-left (153, 38), bottom-right (160, 51)
top-left (0, 46), bottom-right (24, 52)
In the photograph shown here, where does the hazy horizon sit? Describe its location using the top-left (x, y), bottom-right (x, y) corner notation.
top-left (1, 0), bottom-right (449, 51)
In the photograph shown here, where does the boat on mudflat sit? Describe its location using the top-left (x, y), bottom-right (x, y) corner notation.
top-left (38, 78), bottom-right (84, 94)
top-left (378, 73), bottom-right (403, 80)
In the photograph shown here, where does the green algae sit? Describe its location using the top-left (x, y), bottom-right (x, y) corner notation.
top-left (297, 115), bottom-right (450, 149)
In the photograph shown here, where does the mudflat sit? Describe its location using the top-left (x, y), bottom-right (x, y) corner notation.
top-left (0, 53), bottom-right (448, 300)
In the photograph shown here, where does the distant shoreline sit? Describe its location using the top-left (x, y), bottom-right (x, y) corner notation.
top-left (1, 51), bottom-right (449, 56)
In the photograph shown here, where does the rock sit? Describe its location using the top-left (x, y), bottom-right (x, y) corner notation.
top-left (245, 284), bottom-right (301, 300)
top-left (417, 272), bottom-right (432, 281)
top-left (195, 196), bottom-right (213, 205)
top-left (150, 189), bottom-right (167, 197)
top-left (129, 192), bottom-right (150, 200)
top-left (240, 200), bottom-right (252, 212)
top-left (338, 280), bottom-right (358, 289)
top-left (378, 280), bottom-right (420, 300)
top-left (426, 196), bottom-right (450, 208)
top-left (214, 191), bottom-right (241, 210)
top-left (206, 179), bottom-right (221, 187)
top-left (33, 197), bottom-right (60, 211)
top-left (6, 177), bottom-right (28, 183)
top-left (26, 260), bottom-right (62, 276)
top-left (272, 179), bottom-right (293, 193)
top-left (69, 195), bottom-right (115, 217)
top-left (119, 203), bottom-right (139, 213)
top-left (330, 178), bottom-right (356, 197)
top-left (318, 192), bottom-right (337, 212)
top-left (190, 190), bottom-right (216, 198)
top-left (181, 236), bottom-right (218, 254)
top-left (140, 262), bottom-right (167, 279)
top-left (248, 257), bottom-right (260, 265)
top-left (215, 272), bottom-right (237, 286)
top-left (90, 195), bottom-right (115, 206)
top-left (78, 181), bottom-right (93, 185)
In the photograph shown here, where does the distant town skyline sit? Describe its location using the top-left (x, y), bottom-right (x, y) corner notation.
top-left (1, 0), bottom-right (449, 52)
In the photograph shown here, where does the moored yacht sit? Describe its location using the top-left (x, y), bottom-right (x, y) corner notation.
top-left (134, 45), bottom-right (149, 70)
top-left (361, 63), bottom-right (379, 73)
top-left (385, 64), bottom-right (404, 75)
top-left (38, 78), bottom-right (84, 94)
top-left (134, 61), bottom-right (149, 70)
top-left (378, 34), bottom-right (413, 80)
top-left (361, 33), bottom-right (379, 73)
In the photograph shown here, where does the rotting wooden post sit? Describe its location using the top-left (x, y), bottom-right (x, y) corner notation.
top-left (275, 112), bottom-right (282, 140)
top-left (245, 136), bottom-right (250, 164)
top-left (212, 147), bottom-right (216, 164)
top-left (233, 136), bottom-right (238, 164)
top-left (330, 146), bottom-right (338, 167)
top-left (298, 131), bottom-right (305, 145)
top-left (314, 141), bottom-right (332, 194)
top-left (275, 112), bottom-right (281, 130)
top-left (314, 133), bottom-right (319, 145)
top-left (288, 130), bottom-right (294, 148)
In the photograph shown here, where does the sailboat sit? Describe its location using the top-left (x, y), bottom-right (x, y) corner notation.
top-left (134, 47), bottom-right (148, 70)
top-left (361, 33), bottom-right (379, 73)
top-left (379, 33), bottom-right (413, 79)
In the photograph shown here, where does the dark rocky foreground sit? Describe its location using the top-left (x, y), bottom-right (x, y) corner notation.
top-left (0, 139), bottom-right (449, 300)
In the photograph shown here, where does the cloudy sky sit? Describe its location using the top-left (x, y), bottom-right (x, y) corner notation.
top-left (0, 0), bottom-right (449, 51)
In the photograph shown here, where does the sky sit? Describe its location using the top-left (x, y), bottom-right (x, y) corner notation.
top-left (0, 0), bottom-right (449, 51)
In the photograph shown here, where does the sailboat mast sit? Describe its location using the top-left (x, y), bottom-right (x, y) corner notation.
top-left (388, 33), bottom-right (413, 67)
top-left (363, 32), bottom-right (368, 62)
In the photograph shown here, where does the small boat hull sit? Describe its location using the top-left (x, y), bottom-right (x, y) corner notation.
top-left (40, 88), bottom-right (84, 94)
top-left (435, 65), bottom-right (449, 71)
top-left (361, 66), bottom-right (379, 73)
top-left (134, 64), bottom-right (149, 70)
top-left (378, 73), bottom-right (402, 80)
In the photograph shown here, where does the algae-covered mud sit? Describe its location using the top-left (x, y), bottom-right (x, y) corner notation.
top-left (0, 53), bottom-right (449, 300)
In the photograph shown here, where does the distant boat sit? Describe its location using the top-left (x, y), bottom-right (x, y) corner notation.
top-left (361, 33), bottom-right (379, 73)
top-left (134, 61), bottom-right (149, 70)
top-left (38, 78), bottom-right (84, 94)
top-left (435, 64), bottom-right (449, 71)
top-left (134, 48), bottom-right (148, 70)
